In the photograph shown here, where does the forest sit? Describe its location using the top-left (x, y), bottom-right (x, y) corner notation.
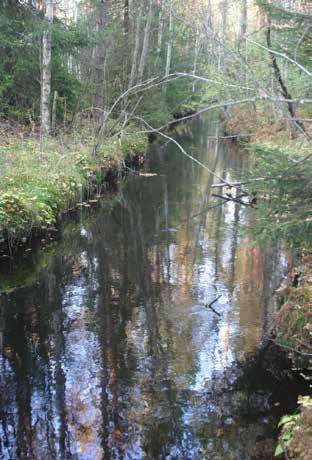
top-left (0, 0), bottom-right (311, 459)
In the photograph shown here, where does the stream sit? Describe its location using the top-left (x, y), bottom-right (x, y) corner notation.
top-left (0, 115), bottom-right (304, 459)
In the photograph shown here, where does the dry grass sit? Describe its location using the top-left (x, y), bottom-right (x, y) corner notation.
top-left (224, 104), bottom-right (312, 157)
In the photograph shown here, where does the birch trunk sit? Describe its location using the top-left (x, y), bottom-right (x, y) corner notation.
top-left (221, 0), bottom-right (228, 74)
top-left (128, 0), bottom-right (143, 89)
top-left (157, 0), bottom-right (164, 56)
top-left (238, 0), bottom-right (248, 86)
top-left (93, 0), bottom-right (111, 121)
top-left (40, 0), bottom-right (53, 137)
top-left (138, 0), bottom-right (153, 82)
top-left (238, 0), bottom-right (248, 49)
top-left (165, 0), bottom-right (173, 79)
top-left (192, 33), bottom-right (199, 93)
top-left (222, 0), bottom-right (228, 41)
top-left (207, 0), bottom-right (213, 30)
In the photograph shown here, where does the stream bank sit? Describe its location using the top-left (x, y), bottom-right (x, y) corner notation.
top-left (223, 105), bottom-right (312, 459)
top-left (0, 113), bottom-right (310, 459)
top-left (0, 122), bottom-right (148, 256)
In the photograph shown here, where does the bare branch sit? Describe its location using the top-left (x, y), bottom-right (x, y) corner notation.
top-left (247, 37), bottom-right (312, 78)
top-left (134, 116), bottom-right (234, 187)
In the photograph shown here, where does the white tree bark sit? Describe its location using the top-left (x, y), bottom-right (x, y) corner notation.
top-left (128, 0), bottom-right (144, 90)
top-left (138, 0), bottom-right (153, 82)
top-left (192, 33), bottom-right (199, 93)
top-left (207, 0), bottom-right (213, 30)
top-left (40, 0), bottom-right (54, 137)
top-left (165, 0), bottom-right (173, 79)
top-left (222, 0), bottom-right (228, 40)
top-left (157, 0), bottom-right (164, 56)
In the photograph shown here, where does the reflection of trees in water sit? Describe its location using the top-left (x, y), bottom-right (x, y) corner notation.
top-left (0, 116), bottom-right (286, 459)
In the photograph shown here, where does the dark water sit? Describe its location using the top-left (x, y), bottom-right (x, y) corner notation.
top-left (0, 116), bottom-right (296, 459)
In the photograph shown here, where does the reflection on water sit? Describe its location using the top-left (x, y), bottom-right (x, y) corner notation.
top-left (0, 116), bottom-right (287, 459)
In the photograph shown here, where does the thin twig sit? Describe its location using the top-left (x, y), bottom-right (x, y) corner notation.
top-left (205, 295), bottom-right (222, 316)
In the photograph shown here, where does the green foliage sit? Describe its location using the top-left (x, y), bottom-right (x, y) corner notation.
top-left (0, 2), bottom-right (91, 121)
top-left (276, 396), bottom-right (312, 459)
top-left (246, 143), bottom-right (312, 249)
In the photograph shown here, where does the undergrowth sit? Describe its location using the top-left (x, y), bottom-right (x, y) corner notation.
top-left (275, 396), bottom-right (312, 459)
top-left (0, 124), bottom-right (147, 250)
top-left (225, 103), bottom-right (312, 460)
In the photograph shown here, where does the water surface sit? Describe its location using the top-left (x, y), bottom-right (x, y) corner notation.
top-left (0, 116), bottom-right (290, 459)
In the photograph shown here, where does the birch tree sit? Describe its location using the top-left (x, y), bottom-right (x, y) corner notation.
top-left (128, 0), bottom-right (143, 90)
top-left (157, 0), bottom-right (164, 57)
top-left (138, 0), bottom-right (153, 82)
top-left (40, 0), bottom-right (54, 137)
top-left (165, 0), bottom-right (173, 79)
top-left (238, 0), bottom-right (248, 49)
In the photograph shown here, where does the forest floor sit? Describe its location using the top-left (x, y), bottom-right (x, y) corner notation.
top-left (0, 120), bottom-right (148, 255)
top-left (224, 106), bottom-right (312, 460)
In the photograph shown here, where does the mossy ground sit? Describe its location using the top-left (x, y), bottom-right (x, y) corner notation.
top-left (0, 122), bottom-right (147, 251)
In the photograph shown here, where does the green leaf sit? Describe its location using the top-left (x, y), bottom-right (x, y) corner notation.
top-left (278, 415), bottom-right (295, 428)
top-left (274, 444), bottom-right (284, 456)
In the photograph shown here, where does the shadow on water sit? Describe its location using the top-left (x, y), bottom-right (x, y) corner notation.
top-left (0, 115), bottom-right (307, 459)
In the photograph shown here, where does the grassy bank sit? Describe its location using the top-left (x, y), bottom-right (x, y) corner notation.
top-left (224, 105), bottom-right (312, 459)
top-left (0, 123), bottom-right (147, 253)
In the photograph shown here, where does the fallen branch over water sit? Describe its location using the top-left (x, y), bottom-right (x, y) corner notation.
top-left (211, 178), bottom-right (266, 188)
top-left (212, 193), bottom-right (251, 207)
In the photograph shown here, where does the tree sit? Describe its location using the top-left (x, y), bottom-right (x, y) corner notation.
top-left (165, 0), bottom-right (173, 81)
top-left (93, 0), bottom-right (111, 121)
top-left (138, 0), bottom-right (153, 82)
top-left (40, 0), bottom-right (54, 137)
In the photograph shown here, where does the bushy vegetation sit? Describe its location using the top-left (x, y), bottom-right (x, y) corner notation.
top-left (0, 1), bottom-right (206, 127)
top-left (275, 396), bottom-right (312, 459)
top-left (247, 142), bottom-right (312, 249)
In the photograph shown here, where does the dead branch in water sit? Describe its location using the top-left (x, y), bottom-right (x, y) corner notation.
top-left (205, 295), bottom-right (222, 316)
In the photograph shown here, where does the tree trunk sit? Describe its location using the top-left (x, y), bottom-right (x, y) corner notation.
top-left (222, 0), bottom-right (228, 40)
top-left (124, 0), bottom-right (129, 33)
top-left (207, 0), bottom-right (213, 30)
top-left (192, 33), bottom-right (199, 93)
top-left (128, 0), bottom-right (143, 89)
top-left (266, 23), bottom-right (305, 135)
top-left (220, 0), bottom-right (228, 74)
top-left (40, 0), bottom-right (53, 137)
top-left (238, 0), bottom-right (247, 49)
top-left (93, 0), bottom-right (111, 121)
top-left (157, 0), bottom-right (164, 56)
top-left (165, 0), bottom-right (173, 80)
top-left (138, 0), bottom-right (153, 82)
